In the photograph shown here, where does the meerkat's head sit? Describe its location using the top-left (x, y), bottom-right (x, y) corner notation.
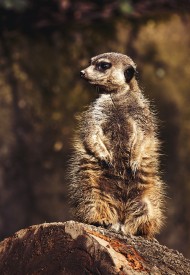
top-left (80, 52), bottom-right (138, 92)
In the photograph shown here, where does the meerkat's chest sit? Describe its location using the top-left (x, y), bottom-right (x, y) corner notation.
top-left (103, 107), bottom-right (134, 146)
top-left (91, 96), bottom-right (149, 157)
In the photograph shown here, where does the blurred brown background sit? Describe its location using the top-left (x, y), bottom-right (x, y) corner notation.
top-left (0, 0), bottom-right (190, 258)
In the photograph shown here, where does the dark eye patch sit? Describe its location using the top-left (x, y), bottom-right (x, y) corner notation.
top-left (96, 61), bottom-right (112, 71)
top-left (124, 66), bottom-right (136, 83)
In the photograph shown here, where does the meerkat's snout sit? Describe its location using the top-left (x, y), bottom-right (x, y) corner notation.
top-left (80, 70), bottom-right (86, 78)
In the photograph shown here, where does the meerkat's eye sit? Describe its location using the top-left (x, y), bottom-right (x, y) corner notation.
top-left (96, 62), bottom-right (112, 72)
top-left (124, 66), bottom-right (136, 83)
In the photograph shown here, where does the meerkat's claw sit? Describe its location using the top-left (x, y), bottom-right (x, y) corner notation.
top-left (99, 159), bottom-right (113, 169)
top-left (90, 221), bottom-right (113, 229)
top-left (130, 161), bottom-right (139, 178)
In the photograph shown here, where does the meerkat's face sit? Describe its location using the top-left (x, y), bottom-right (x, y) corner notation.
top-left (80, 52), bottom-right (137, 92)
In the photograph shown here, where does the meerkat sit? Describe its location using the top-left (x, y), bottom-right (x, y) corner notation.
top-left (68, 52), bottom-right (165, 237)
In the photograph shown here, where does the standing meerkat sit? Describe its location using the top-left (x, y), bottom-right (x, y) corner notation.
top-left (69, 52), bottom-right (165, 237)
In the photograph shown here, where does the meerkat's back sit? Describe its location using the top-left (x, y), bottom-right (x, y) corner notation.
top-left (69, 52), bottom-right (165, 237)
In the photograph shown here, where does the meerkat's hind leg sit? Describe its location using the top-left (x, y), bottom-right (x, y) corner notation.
top-left (121, 196), bottom-right (161, 237)
top-left (79, 197), bottom-right (120, 231)
top-left (135, 220), bottom-right (156, 238)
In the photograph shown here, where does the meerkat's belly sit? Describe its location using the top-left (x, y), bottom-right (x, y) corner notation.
top-left (104, 114), bottom-right (135, 176)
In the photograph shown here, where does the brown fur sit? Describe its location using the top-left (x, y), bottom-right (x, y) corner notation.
top-left (68, 52), bottom-right (165, 237)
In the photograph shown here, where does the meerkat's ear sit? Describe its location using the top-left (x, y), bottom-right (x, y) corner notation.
top-left (124, 66), bottom-right (137, 83)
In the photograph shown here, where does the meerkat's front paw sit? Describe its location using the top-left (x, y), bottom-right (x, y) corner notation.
top-left (99, 159), bottom-right (113, 169)
top-left (98, 152), bottom-right (113, 168)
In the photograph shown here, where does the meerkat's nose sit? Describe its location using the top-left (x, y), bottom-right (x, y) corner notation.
top-left (80, 70), bottom-right (86, 78)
